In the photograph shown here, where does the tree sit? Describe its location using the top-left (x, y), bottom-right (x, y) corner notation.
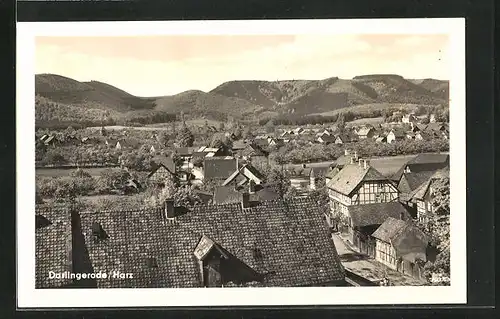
top-left (265, 119), bottom-right (276, 133)
top-left (417, 175), bottom-right (450, 284)
top-left (336, 113), bottom-right (346, 132)
top-left (267, 166), bottom-right (291, 199)
top-left (96, 169), bottom-right (130, 194)
top-left (421, 115), bottom-right (430, 124)
top-left (210, 133), bottom-right (233, 152)
top-left (144, 175), bottom-right (178, 208)
top-left (43, 149), bottom-right (67, 165)
top-left (174, 185), bottom-right (203, 208)
top-left (176, 123), bottom-right (194, 147)
top-left (242, 126), bottom-right (254, 140)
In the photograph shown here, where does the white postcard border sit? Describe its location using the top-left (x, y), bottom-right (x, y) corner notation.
top-left (17, 18), bottom-right (466, 308)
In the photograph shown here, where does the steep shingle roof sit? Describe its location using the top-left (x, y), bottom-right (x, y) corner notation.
top-left (409, 168), bottom-right (450, 201)
top-left (213, 186), bottom-right (243, 204)
top-left (357, 127), bottom-right (373, 137)
top-left (204, 157), bottom-right (237, 180)
top-left (391, 153), bottom-right (448, 182)
top-left (35, 207), bottom-right (73, 288)
top-left (327, 163), bottom-right (388, 196)
top-left (347, 202), bottom-right (410, 228)
top-left (79, 198), bottom-right (345, 288)
top-left (372, 217), bottom-right (428, 263)
top-left (398, 171), bottom-right (436, 194)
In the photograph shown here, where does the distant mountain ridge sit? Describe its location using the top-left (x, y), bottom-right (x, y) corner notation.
top-left (35, 73), bottom-right (449, 124)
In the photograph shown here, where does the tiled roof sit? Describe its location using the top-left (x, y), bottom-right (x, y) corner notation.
top-left (318, 135), bottom-right (336, 143)
top-left (174, 147), bottom-right (196, 156)
top-left (213, 186), bottom-right (243, 204)
top-left (241, 143), bottom-right (269, 157)
top-left (232, 140), bottom-right (246, 151)
top-left (152, 156), bottom-right (176, 173)
top-left (347, 202), bottom-right (411, 228)
top-left (204, 157), bottom-right (237, 180)
top-left (35, 207), bottom-right (73, 288)
top-left (372, 217), bottom-right (428, 263)
top-left (79, 198), bottom-right (345, 288)
top-left (408, 153), bottom-right (449, 166)
top-left (399, 171), bottom-right (436, 193)
top-left (222, 164), bottom-right (265, 187)
top-left (326, 163), bottom-right (388, 196)
top-left (409, 168), bottom-right (450, 201)
top-left (357, 127), bottom-right (373, 136)
top-left (425, 122), bottom-right (447, 131)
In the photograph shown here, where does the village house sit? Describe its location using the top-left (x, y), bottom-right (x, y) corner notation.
top-left (356, 127), bottom-right (375, 139)
top-left (396, 170), bottom-right (436, 203)
top-left (147, 157), bottom-right (177, 187)
top-left (334, 133), bottom-right (357, 144)
top-left (429, 114), bottom-right (437, 123)
top-left (36, 197), bottom-right (347, 288)
top-left (408, 169), bottom-right (449, 223)
top-left (222, 163), bottom-right (266, 188)
top-left (203, 157), bottom-right (238, 182)
top-left (326, 159), bottom-right (399, 228)
top-left (325, 150), bottom-right (359, 184)
top-left (386, 129), bottom-right (405, 144)
top-left (401, 113), bottom-right (417, 124)
top-left (231, 140), bottom-right (246, 153)
top-left (40, 134), bottom-right (56, 146)
top-left (375, 136), bottom-right (387, 143)
top-left (391, 153), bottom-right (449, 184)
top-left (317, 134), bottom-right (336, 144)
top-left (315, 129), bottom-right (331, 137)
top-left (288, 165), bottom-right (330, 192)
top-left (371, 217), bottom-right (429, 279)
top-left (344, 202), bottom-right (412, 256)
top-left (239, 143), bottom-right (269, 161)
top-left (425, 122), bottom-right (447, 132)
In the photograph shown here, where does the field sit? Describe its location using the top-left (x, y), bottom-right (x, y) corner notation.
top-left (346, 117), bottom-right (384, 127)
top-left (36, 167), bottom-right (121, 178)
top-left (310, 103), bottom-right (428, 117)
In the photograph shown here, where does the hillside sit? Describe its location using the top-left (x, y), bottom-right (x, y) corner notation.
top-left (409, 78), bottom-right (449, 100)
top-left (35, 73), bottom-right (448, 126)
top-left (36, 74), bottom-right (155, 112)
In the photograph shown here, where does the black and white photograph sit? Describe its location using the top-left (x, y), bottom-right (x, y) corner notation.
top-left (17, 19), bottom-right (466, 308)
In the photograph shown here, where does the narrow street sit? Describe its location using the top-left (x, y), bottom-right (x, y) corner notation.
top-left (332, 233), bottom-right (426, 286)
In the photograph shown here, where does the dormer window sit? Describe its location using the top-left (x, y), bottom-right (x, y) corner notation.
top-left (91, 222), bottom-right (109, 241)
top-left (146, 257), bottom-right (158, 268)
top-left (35, 215), bottom-right (52, 229)
top-left (252, 248), bottom-right (263, 260)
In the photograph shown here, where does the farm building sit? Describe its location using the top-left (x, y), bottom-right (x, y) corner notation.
top-left (372, 217), bottom-right (429, 280)
top-left (345, 202), bottom-right (412, 256)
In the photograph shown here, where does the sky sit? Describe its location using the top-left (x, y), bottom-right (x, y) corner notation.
top-left (35, 34), bottom-right (450, 97)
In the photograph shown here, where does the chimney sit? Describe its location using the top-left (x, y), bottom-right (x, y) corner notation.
top-left (354, 151), bottom-right (358, 160)
top-left (302, 163), bottom-right (307, 169)
top-left (364, 159), bottom-right (370, 169)
top-left (400, 212), bottom-right (405, 220)
top-left (309, 169), bottom-right (316, 190)
top-left (241, 192), bottom-right (250, 209)
top-left (350, 157), bottom-right (355, 164)
top-left (358, 158), bottom-right (363, 167)
top-left (164, 198), bottom-right (175, 219)
top-left (248, 180), bottom-right (256, 194)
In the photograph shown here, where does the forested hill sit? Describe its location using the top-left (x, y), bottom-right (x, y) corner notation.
top-left (35, 73), bottom-right (448, 127)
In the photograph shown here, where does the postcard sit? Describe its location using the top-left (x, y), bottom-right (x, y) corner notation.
top-left (17, 18), bottom-right (466, 308)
